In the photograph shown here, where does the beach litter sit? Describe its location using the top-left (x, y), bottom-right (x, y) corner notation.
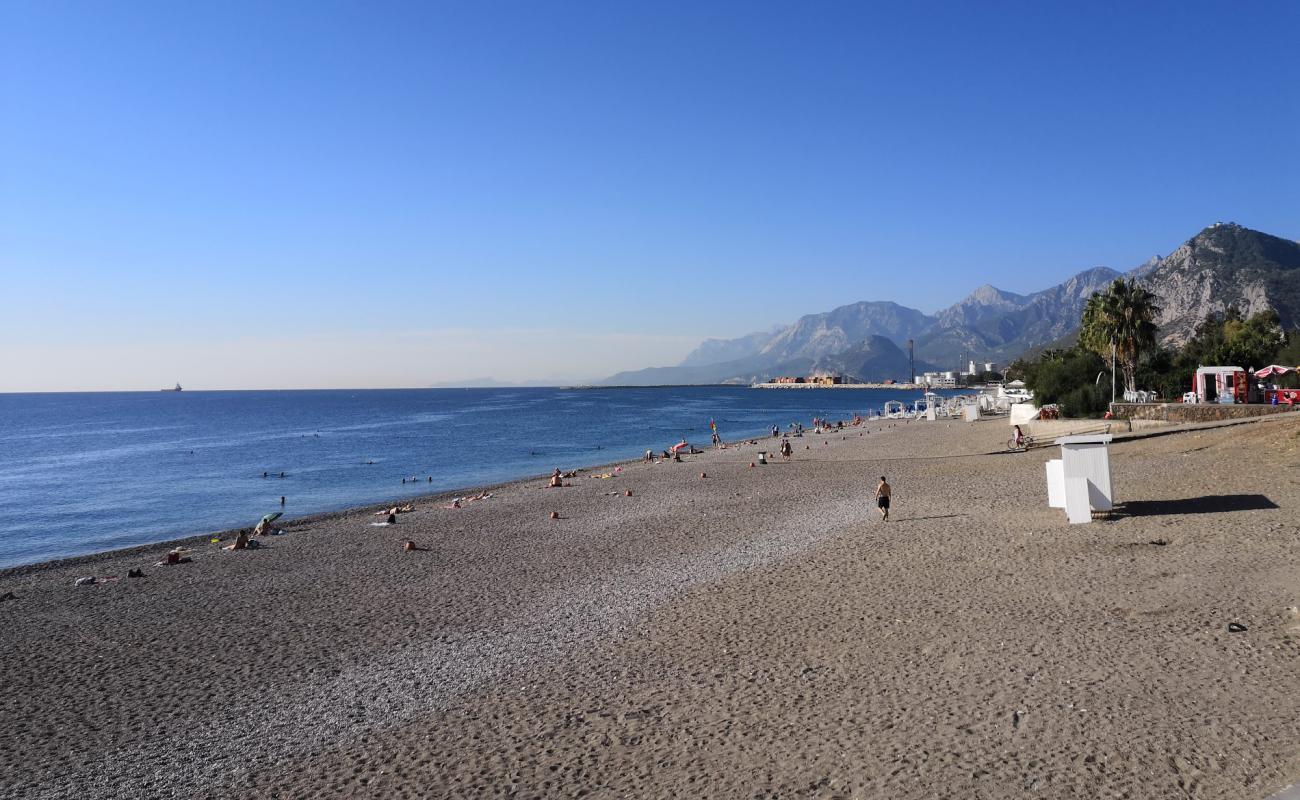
top-left (127, 569), bottom-right (145, 578)
top-left (549, 511), bottom-right (560, 520)
top-left (1227, 622), bottom-right (1248, 633)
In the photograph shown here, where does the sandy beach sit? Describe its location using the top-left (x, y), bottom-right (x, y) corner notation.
top-left (2, 413), bottom-right (1299, 799)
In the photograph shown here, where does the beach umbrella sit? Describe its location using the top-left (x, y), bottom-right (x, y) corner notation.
top-left (253, 511), bottom-right (283, 536)
top-left (1254, 365), bottom-right (1294, 378)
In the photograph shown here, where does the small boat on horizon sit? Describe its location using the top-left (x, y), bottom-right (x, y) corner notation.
top-left (162, 382), bottom-right (183, 392)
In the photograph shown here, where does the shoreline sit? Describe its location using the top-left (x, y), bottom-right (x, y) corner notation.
top-left (0, 429), bottom-right (812, 577)
top-left (2, 394), bottom-right (952, 573)
top-left (0, 453), bottom-right (651, 579)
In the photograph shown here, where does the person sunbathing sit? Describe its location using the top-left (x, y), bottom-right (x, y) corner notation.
top-left (548, 469), bottom-right (564, 488)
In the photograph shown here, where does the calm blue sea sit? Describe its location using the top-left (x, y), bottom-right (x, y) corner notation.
top-left (0, 387), bottom-right (965, 568)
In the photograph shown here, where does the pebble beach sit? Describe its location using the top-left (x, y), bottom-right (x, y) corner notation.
top-left (2, 413), bottom-right (1299, 799)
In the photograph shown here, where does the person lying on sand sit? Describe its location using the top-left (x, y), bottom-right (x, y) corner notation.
top-left (374, 504), bottom-right (416, 516)
top-left (159, 548), bottom-right (194, 564)
top-left (226, 531), bottom-right (250, 550)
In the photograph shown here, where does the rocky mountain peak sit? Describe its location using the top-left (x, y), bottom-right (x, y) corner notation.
top-left (1137, 223), bottom-right (1300, 346)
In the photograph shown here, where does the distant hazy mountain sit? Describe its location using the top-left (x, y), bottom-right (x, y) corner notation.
top-left (910, 266), bottom-right (1121, 367)
top-left (674, 301), bottom-right (934, 370)
top-left (751, 301), bottom-right (935, 364)
top-left (602, 302), bottom-right (936, 385)
top-left (933, 284), bottom-right (1027, 328)
top-left (600, 223), bottom-right (1300, 385)
top-left (1135, 223), bottom-right (1300, 345)
top-left (796, 336), bottom-right (937, 383)
top-left (678, 329), bottom-right (776, 367)
top-left (599, 357), bottom-right (767, 387)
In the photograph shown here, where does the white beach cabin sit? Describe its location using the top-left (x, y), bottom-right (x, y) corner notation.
top-left (1192, 366), bottom-right (1248, 404)
top-left (1046, 434), bottom-right (1114, 524)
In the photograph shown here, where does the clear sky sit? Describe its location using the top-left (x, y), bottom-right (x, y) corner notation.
top-left (2, 1), bottom-right (1297, 391)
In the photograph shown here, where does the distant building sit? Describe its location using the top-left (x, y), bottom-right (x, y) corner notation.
top-left (921, 371), bottom-right (959, 388)
top-left (983, 362), bottom-right (995, 374)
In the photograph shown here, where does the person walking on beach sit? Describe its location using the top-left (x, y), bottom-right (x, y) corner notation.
top-left (875, 476), bottom-right (892, 521)
top-left (780, 437), bottom-right (793, 461)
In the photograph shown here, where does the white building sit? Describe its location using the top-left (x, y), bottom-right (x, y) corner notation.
top-left (920, 371), bottom-right (959, 388)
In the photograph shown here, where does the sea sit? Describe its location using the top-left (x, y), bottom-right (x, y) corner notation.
top-left (0, 386), bottom-right (969, 568)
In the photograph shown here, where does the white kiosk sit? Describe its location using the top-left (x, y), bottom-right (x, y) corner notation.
top-left (1046, 434), bottom-right (1114, 524)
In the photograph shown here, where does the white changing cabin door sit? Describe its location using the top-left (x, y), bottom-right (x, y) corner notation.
top-left (1057, 434), bottom-right (1114, 514)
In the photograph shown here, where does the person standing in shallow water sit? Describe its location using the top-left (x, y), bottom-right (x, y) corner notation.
top-left (875, 476), bottom-right (891, 521)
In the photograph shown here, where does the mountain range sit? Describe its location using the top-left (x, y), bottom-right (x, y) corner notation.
top-left (600, 223), bottom-right (1300, 385)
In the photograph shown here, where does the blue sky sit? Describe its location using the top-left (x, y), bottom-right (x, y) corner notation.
top-left (2, 1), bottom-right (1297, 390)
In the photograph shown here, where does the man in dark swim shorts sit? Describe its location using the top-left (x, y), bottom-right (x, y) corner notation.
top-left (875, 476), bottom-right (891, 521)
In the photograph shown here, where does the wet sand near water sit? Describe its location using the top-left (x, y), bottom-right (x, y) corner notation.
top-left (2, 416), bottom-right (1299, 799)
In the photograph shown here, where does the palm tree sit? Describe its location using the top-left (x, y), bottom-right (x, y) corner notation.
top-left (1080, 278), bottom-right (1160, 396)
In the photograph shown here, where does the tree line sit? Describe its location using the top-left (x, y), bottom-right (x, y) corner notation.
top-left (1009, 278), bottom-right (1299, 417)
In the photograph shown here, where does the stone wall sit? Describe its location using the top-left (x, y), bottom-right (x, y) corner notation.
top-left (1108, 402), bottom-right (1297, 423)
top-left (1021, 419), bottom-right (1116, 438)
